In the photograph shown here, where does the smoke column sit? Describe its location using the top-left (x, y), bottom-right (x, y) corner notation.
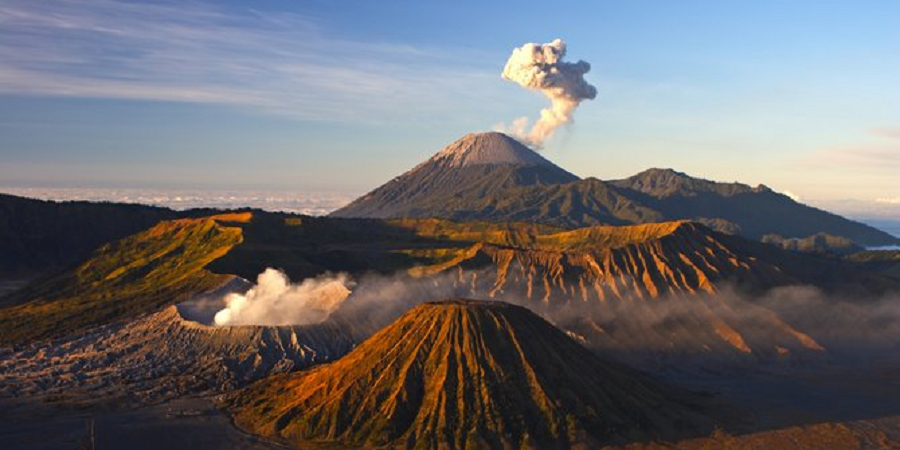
top-left (499, 38), bottom-right (597, 148)
top-left (214, 268), bottom-right (351, 326)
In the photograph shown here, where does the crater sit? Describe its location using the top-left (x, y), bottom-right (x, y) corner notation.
top-left (175, 276), bottom-right (251, 326)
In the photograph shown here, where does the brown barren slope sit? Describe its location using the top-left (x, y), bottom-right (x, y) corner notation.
top-left (224, 300), bottom-right (711, 450)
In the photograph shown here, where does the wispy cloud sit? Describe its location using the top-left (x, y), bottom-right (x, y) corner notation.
top-left (0, 0), bottom-right (499, 122)
top-left (0, 186), bottom-right (355, 215)
top-left (796, 126), bottom-right (900, 171)
top-left (871, 128), bottom-right (900, 140)
top-left (800, 145), bottom-right (899, 170)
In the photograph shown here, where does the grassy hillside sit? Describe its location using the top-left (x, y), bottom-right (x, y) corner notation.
top-left (0, 215), bottom-right (245, 346)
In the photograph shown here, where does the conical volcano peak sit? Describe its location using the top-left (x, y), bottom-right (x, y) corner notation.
top-left (329, 131), bottom-right (579, 219)
top-left (225, 299), bottom-right (711, 448)
top-left (431, 131), bottom-right (556, 167)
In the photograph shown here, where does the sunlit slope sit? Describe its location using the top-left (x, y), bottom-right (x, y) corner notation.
top-left (4, 210), bottom-right (892, 364)
top-left (205, 214), bottom-right (895, 365)
top-left (225, 300), bottom-right (711, 449)
top-left (399, 222), bottom-right (832, 365)
top-left (0, 214), bottom-right (246, 345)
top-left (206, 213), bottom-right (569, 280)
top-left (444, 221), bottom-right (785, 300)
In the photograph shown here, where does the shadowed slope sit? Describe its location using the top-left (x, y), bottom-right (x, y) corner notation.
top-left (611, 169), bottom-right (898, 245)
top-left (225, 300), bottom-right (711, 449)
top-left (331, 132), bottom-right (579, 219)
top-left (0, 215), bottom-right (245, 345)
top-left (0, 193), bottom-right (179, 276)
top-left (332, 137), bottom-right (897, 246)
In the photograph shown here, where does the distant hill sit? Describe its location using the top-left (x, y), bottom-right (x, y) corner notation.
top-left (609, 168), bottom-right (897, 245)
top-left (761, 232), bottom-right (863, 255)
top-left (224, 300), bottom-right (711, 449)
top-left (331, 133), bottom-right (898, 247)
top-left (0, 193), bottom-right (179, 276)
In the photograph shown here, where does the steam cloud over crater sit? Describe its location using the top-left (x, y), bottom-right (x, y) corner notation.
top-left (214, 268), bottom-right (351, 326)
top-left (498, 38), bottom-right (597, 148)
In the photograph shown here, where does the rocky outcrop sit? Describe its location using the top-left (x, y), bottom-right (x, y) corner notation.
top-left (415, 223), bottom-right (825, 368)
top-left (0, 303), bottom-right (354, 408)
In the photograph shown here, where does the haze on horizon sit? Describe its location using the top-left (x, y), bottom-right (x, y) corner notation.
top-left (0, 0), bottom-right (898, 212)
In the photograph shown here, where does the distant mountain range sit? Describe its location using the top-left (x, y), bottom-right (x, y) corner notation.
top-left (332, 132), bottom-right (898, 247)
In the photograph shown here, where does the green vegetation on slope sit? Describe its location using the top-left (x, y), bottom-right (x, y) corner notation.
top-left (0, 216), bottom-right (243, 346)
top-left (208, 213), bottom-right (568, 281)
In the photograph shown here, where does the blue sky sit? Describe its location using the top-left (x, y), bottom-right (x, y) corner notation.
top-left (0, 0), bottom-right (898, 205)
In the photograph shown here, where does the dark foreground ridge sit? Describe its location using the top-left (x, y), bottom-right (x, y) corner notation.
top-left (224, 299), bottom-right (712, 449)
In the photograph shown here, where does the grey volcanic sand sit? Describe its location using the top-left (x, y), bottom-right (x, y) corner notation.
top-left (0, 278), bottom-right (32, 298)
top-left (0, 396), bottom-right (286, 450)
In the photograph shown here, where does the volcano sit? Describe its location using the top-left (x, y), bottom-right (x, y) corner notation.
top-left (331, 132), bottom-right (898, 247)
top-left (224, 300), bottom-right (710, 449)
top-left (331, 132), bottom-right (579, 219)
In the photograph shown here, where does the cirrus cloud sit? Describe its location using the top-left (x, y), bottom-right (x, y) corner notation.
top-left (0, 0), bottom-right (499, 123)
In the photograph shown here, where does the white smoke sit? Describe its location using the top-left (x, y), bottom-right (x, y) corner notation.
top-left (498, 38), bottom-right (597, 148)
top-left (213, 268), bottom-right (351, 326)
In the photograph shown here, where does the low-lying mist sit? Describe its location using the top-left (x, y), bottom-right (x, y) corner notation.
top-left (755, 285), bottom-right (900, 354)
top-left (207, 266), bottom-right (900, 366)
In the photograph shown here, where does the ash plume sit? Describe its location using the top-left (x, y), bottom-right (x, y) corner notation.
top-left (214, 268), bottom-right (351, 326)
top-left (498, 38), bottom-right (597, 148)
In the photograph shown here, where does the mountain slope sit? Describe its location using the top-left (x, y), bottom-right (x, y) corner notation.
top-left (331, 132), bottom-right (579, 218)
top-left (0, 214), bottom-right (246, 345)
top-left (0, 302), bottom-right (355, 408)
top-left (399, 222), bottom-right (837, 367)
top-left (610, 168), bottom-right (897, 245)
top-left (0, 193), bottom-right (179, 276)
top-left (414, 177), bottom-right (665, 227)
top-left (224, 300), bottom-right (711, 449)
top-left (7, 208), bottom-right (890, 366)
top-left (330, 137), bottom-right (898, 246)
